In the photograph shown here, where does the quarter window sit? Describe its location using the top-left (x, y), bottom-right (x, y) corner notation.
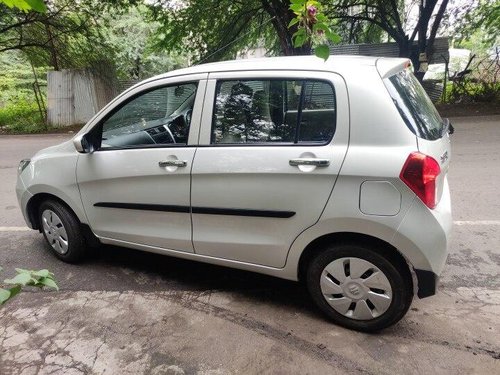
top-left (212, 79), bottom-right (335, 145)
top-left (383, 70), bottom-right (443, 140)
top-left (100, 83), bottom-right (197, 149)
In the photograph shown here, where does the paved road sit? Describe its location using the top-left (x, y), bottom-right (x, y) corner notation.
top-left (0, 117), bottom-right (499, 374)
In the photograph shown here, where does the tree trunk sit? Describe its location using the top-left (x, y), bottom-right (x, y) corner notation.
top-left (262, 0), bottom-right (311, 55)
top-left (44, 23), bottom-right (59, 71)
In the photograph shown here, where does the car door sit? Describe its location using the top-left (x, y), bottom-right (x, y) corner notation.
top-left (76, 74), bottom-right (207, 252)
top-left (191, 71), bottom-right (349, 267)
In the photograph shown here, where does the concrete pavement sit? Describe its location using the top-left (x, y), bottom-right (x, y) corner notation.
top-left (0, 117), bottom-right (499, 374)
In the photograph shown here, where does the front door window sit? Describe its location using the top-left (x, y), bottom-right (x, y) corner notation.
top-left (99, 83), bottom-right (198, 149)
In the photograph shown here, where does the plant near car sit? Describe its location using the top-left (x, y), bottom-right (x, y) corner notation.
top-left (0, 267), bottom-right (58, 305)
top-left (0, 0), bottom-right (46, 12)
top-left (288, 0), bottom-right (341, 60)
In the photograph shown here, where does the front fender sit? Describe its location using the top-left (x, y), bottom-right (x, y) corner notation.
top-left (19, 143), bottom-right (87, 227)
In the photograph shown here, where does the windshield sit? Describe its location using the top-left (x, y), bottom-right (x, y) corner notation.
top-left (384, 69), bottom-right (443, 140)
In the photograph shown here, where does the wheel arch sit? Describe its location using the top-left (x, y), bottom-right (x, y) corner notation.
top-left (27, 193), bottom-right (80, 231)
top-left (297, 232), bottom-right (414, 292)
top-left (27, 192), bottom-right (100, 247)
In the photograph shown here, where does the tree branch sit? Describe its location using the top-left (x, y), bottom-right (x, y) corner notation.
top-left (427, 0), bottom-right (449, 58)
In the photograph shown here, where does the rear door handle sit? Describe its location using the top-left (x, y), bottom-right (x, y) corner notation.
top-left (289, 158), bottom-right (330, 167)
top-left (159, 160), bottom-right (187, 168)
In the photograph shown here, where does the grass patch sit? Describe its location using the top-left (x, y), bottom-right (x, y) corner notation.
top-left (0, 99), bottom-right (47, 133)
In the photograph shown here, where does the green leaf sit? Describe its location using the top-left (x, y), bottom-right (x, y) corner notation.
top-left (32, 269), bottom-right (50, 278)
top-left (1, 0), bottom-right (47, 12)
top-left (24, 0), bottom-right (47, 13)
top-left (2, 0), bottom-right (20, 9)
top-left (290, 0), bottom-right (304, 4)
top-left (8, 285), bottom-right (22, 299)
top-left (4, 272), bottom-right (32, 286)
top-left (39, 277), bottom-right (59, 290)
top-left (288, 18), bottom-right (299, 28)
top-left (314, 44), bottom-right (330, 61)
top-left (289, 4), bottom-right (304, 13)
top-left (293, 34), bottom-right (307, 48)
top-left (292, 28), bottom-right (306, 39)
top-left (313, 23), bottom-right (328, 32)
top-left (326, 31), bottom-right (342, 44)
top-left (0, 288), bottom-right (10, 304)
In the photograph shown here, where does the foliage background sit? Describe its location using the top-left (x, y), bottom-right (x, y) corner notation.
top-left (0, 0), bottom-right (499, 133)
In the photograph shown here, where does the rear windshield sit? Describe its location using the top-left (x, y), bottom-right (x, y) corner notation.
top-left (384, 69), bottom-right (443, 140)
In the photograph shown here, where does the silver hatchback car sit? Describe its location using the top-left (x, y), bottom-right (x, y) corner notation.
top-left (16, 56), bottom-right (452, 331)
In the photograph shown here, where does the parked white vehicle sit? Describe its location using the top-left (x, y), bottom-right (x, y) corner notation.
top-left (16, 56), bottom-right (452, 331)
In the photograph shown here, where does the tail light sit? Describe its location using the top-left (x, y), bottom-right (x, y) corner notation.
top-left (400, 152), bottom-right (441, 209)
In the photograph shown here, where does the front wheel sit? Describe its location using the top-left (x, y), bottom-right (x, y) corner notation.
top-left (306, 244), bottom-right (413, 332)
top-left (39, 200), bottom-right (87, 263)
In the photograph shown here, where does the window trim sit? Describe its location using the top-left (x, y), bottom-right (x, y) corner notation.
top-left (209, 78), bottom-right (337, 147)
top-left (294, 80), bottom-right (306, 144)
top-left (91, 80), bottom-right (200, 152)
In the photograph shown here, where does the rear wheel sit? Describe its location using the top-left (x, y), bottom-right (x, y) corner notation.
top-left (306, 243), bottom-right (413, 332)
top-left (39, 200), bottom-right (87, 263)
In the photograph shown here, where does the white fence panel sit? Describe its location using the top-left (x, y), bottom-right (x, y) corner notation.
top-left (47, 69), bottom-right (117, 127)
top-left (47, 70), bottom-right (74, 127)
top-left (73, 71), bottom-right (98, 125)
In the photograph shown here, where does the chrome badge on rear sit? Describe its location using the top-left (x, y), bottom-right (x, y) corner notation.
top-left (440, 150), bottom-right (449, 164)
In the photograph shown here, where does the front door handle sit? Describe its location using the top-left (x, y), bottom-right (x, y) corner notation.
top-left (159, 160), bottom-right (187, 168)
top-left (289, 158), bottom-right (330, 167)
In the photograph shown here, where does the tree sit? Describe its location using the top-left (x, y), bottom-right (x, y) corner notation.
top-left (149, 0), bottom-right (327, 63)
top-left (450, 0), bottom-right (499, 46)
top-left (0, 0), bottom-right (132, 71)
top-left (102, 5), bottom-right (187, 80)
top-left (327, 0), bottom-right (451, 79)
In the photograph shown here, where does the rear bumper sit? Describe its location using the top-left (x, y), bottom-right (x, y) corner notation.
top-left (392, 177), bottom-right (452, 275)
top-left (414, 269), bottom-right (439, 298)
top-left (392, 177), bottom-right (451, 299)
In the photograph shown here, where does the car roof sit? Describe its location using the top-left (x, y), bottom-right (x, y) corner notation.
top-left (121, 55), bottom-right (410, 99)
top-left (143, 55), bottom-right (395, 82)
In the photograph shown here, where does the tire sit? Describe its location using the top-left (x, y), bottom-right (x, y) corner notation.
top-left (306, 243), bottom-right (413, 332)
top-left (39, 200), bottom-right (87, 263)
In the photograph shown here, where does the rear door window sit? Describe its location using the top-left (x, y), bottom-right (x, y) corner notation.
top-left (384, 70), bottom-right (444, 140)
top-left (211, 79), bottom-right (336, 145)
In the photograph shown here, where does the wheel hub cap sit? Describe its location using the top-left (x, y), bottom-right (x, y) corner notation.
top-left (41, 209), bottom-right (69, 254)
top-left (320, 257), bottom-right (393, 320)
top-left (344, 280), bottom-right (365, 299)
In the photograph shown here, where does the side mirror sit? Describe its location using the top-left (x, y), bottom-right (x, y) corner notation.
top-left (73, 134), bottom-right (95, 154)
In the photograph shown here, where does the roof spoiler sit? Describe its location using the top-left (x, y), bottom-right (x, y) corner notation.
top-left (376, 58), bottom-right (412, 79)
